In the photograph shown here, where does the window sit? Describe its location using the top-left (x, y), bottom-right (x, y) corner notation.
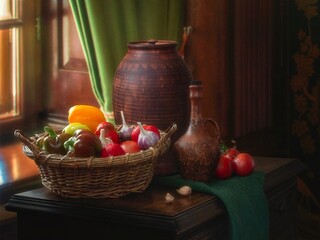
top-left (0, 0), bottom-right (20, 120)
top-left (0, 0), bottom-right (40, 141)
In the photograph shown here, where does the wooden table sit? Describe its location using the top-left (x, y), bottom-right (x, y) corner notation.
top-left (5, 157), bottom-right (305, 240)
top-left (0, 142), bottom-right (41, 204)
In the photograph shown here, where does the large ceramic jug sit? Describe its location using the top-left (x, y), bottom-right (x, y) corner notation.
top-left (113, 40), bottom-right (192, 175)
top-left (174, 80), bottom-right (221, 182)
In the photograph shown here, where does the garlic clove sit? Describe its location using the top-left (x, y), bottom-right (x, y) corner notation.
top-left (165, 192), bottom-right (175, 203)
top-left (119, 111), bottom-right (133, 141)
top-left (177, 186), bottom-right (192, 196)
top-left (99, 129), bottom-right (113, 147)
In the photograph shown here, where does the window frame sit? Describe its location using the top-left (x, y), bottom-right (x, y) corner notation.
top-left (0, 0), bottom-right (41, 143)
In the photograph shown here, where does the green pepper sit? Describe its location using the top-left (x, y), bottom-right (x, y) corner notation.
top-left (62, 122), bottom-right (91, 135)
top-left (43, 126), bottom-right (72, 155)
top-left (64, 129), bottom-right (102, 157)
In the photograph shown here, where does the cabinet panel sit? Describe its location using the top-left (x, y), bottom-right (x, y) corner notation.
top-left (42, 0), bottom-right (98, 122)
top-left (185, 0), bottom-right (233, 138)
top-left (185, 0), bottom-right (289, 157)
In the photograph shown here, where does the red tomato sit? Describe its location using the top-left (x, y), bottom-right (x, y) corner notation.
top-left (95, 122), bottom-right (119, 143)
top-left (100, 143), bottom-right (125, 157)
top-left (232, 153), bottom-right (255, 176)
top-left (120, 140), bottom-right (140, 153)
top-left (214, 155), bottom-right (233, 179)
top-left (131, 124), bottom-right (160, 142)
top-left (224, 148), bottom-right (240, 160)
top-left (105, 129), bottom-right (120, 143)
top-left (95, 122), bottom-right (115, 135)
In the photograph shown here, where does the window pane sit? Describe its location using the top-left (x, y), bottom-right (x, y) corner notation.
top-left (0, 27), bottom-right (20, 120)
top-left (0, 0), bottom-right (18, 20)
top-left (0, 0), bottom-right (12, 20)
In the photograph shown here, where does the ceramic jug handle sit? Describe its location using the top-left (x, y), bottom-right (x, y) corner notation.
top-left (205, 118), bottom-right (221, 140)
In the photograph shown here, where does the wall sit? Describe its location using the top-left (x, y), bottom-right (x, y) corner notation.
top-left (289, 0), bottom-right (320, 204)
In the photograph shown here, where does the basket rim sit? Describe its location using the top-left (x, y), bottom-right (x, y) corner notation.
top-left (16, 123), bottom-right (177, 169)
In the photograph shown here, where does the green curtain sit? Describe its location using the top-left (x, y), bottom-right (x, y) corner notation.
top-left (69, 0), bottom-right (185, 122)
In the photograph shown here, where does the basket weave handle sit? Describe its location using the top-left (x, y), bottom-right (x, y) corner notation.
top-left (14, 129), bottom-right (41, 155)
top-left (158, 123), bottom-right (177, 145)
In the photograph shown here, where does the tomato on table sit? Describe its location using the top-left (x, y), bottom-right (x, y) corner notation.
top-left (232, 153), bottom-right (255, 176)
top-left (214, 155), bottom-right (234, 179)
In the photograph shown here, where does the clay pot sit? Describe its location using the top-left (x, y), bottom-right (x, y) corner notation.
top-left (174, 81), bottom-right (221, 182)
top-left (113, 40), bottom-right (192, 175)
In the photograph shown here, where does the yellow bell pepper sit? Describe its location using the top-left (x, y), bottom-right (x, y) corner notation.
top-left (62, 122), bottom-right (90, 135)
top-left (68, 105), bottom-right (106, 132)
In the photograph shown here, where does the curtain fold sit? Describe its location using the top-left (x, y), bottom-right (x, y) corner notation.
top-left (69, 0), bottom-right (185, 122)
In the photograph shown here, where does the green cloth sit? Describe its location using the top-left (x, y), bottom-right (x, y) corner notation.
top-left (69, 0), bottom-right (185, 121)
top-left (153, 171), bottom-right (269, 240)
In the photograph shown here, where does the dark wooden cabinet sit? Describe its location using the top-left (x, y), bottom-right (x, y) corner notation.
top-left (6, 157), bottom-right (304, 239)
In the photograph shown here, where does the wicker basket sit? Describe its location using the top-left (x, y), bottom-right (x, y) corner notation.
top-left (14, 123), bottom-right (177, 198)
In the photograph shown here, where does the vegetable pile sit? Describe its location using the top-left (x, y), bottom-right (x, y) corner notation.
top-left (36, 105), bottom-right (161, 158)
top-left (214, 144), bottom-right (255, 179)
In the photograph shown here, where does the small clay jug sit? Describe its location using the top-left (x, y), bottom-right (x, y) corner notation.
top-left (174, 80), bottom-right (221, 182)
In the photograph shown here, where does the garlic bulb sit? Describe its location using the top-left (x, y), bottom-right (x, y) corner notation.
top-left (177, 186), bottom-right (192, 196)
top-left (137, 122), bottom-right (160, 150)
top-left (165, 193), bottom-right (175, 203)
top-left (99, 129), bottom-right (113, 147)
top-left (119, 111), bottom-right (133, 141)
